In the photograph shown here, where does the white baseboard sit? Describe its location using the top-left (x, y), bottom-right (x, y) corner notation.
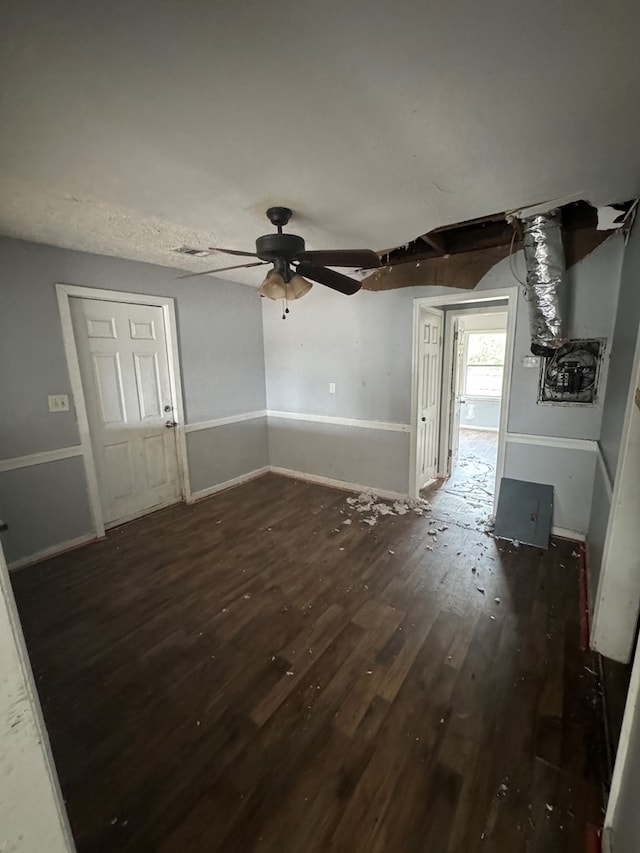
top-left (552, 526), bottom-right (586, 543)
top-left (187, 466), bottom-right (270, 503)
top-left (269, 465), bottom-right (407, 501)
top-left (9, 532), bottom-right (100, 572)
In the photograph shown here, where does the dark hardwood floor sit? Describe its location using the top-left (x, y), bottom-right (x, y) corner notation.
top-left (12, 472), bottom-right (605, 852)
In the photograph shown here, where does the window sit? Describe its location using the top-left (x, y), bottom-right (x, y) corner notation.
top-left (464, 332), bottom-right (506, 397)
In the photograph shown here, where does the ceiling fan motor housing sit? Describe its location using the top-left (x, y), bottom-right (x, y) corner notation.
top-left (255, 232), bottom-right (305, 261)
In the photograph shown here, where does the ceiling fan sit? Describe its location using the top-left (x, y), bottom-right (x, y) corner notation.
top-left (177, 207), bottom-right (381, 302)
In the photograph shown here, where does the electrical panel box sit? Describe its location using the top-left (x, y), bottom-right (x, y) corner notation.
top-left (538, 339), bottom-right (605, 405)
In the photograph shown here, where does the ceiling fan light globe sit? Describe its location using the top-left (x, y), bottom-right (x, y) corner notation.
top-left (259, 270), bottom-right (286, 300)
top-left (287, 274), bottom-right (313, 300)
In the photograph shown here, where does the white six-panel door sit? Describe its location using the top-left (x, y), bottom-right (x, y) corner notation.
top-left (70, 297), bottom-right (181, 527)
top-left (417, 306), bottom-right (444, 489)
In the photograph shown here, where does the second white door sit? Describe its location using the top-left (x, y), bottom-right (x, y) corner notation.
top-left (417, 306), bottom-right (444, 489)
top-left (70, 297), bottom-right (182, 527)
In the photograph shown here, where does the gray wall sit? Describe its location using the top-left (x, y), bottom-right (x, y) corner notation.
top-left (587, 223), bottom-right (640, 611)
top-left (0, 457), bottom-right (93, 564)
top-left (269, 418), bottom-right (410, 496)
top-left (187, 418), bottom-right (268, 494)
top-left (506, 234), bottom-right (623, 440)
top-left (503, 442), bottom-right (597, 534)
top-left (0, 236), bottom-right (267, 563)
top-left (263, 235), bottom-right (625, 531)
top-left (264, 285), bottom-right (416, 423)
top-left (599, 226), bottom-right (640, 480)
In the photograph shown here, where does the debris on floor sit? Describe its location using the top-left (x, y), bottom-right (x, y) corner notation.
top-left (344, 492), bottom-right (432, 526)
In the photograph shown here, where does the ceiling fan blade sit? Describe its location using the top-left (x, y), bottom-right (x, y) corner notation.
top-left (176, 261), bottom-right (268, 280)
top-left (208, 246), bottom-right (258, 258)
top-left (295, 263), bottom-right (362, 296)
top-left (295, 249), bottom-right (381, 269)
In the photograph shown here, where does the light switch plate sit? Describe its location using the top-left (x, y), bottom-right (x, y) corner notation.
top-left (48, 394), bottom-right (70, 412)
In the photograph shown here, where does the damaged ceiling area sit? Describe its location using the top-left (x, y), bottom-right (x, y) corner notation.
top-left (362, 201), bottom-right (636, 292)
top-left (1, 1), bottom-right (640, 280)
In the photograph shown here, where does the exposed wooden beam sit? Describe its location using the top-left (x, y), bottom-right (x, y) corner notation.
top-left (418, 233), bottom-right (447, 254)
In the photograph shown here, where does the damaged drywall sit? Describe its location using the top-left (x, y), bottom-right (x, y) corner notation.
top-left (362, 200), bottom-right (634, 292)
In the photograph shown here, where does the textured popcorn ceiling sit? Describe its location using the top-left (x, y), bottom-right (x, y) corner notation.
top-left (1, 0), bottom-right (639, 286)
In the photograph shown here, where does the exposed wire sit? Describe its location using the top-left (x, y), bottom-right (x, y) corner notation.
top-left (508, 227), bottom-right (528, 288)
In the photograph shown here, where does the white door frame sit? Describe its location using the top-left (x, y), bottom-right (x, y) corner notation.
top-left (56, 284), bottom-right (191, 538)
top-left (409, 286), bottom-right (518, 511)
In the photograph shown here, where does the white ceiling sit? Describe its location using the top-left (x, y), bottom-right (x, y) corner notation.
top-left (1, 0), bottom-right (639, 285)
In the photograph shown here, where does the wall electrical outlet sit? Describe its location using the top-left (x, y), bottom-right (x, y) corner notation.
top-left (329, 382), bottom-right (336, 394)
top-left (48, 394), bottom-right (70, 412)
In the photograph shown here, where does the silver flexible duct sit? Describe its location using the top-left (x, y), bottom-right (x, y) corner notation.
top-left (521, 209), bottom-right (567, 355)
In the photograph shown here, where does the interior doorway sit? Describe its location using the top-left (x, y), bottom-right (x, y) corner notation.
top-left (410, 288), bottom-right (517, 510)
top-left (441, 308), bottom-right (508, 507)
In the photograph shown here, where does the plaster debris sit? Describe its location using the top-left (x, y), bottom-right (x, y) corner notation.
top-left (286, 671), bottom-right (294, 677)
top-left (388, 550), bottom-right (395, 555)
top-left (497, 782), bottom-right (509, 798)
top-left (477, 587), bottom-right (486, 595)
top-left (427, 530), bottom-right (438, 537)
top-left (243, 594), bottom-right (251, 599)
top-left (344, 492), bottom-right (432, 526)
top-left (546, 803), bottom-right (554, 813)
top-left (342, 519), bottom-right (352, 525)
top-left (494, 597), bottom-right (501, 604)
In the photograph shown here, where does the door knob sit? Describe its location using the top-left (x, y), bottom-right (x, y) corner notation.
top-left (165, 420), bottom-right (178, 429)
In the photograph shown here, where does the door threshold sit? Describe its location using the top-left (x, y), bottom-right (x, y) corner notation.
top-left (105, 498), bottom-right (184, 531)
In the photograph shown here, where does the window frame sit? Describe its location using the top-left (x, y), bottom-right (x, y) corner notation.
top-left (462, 329), bottom-right (507, 400)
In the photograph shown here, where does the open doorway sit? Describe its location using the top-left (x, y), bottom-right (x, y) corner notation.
top-left (410, 288), bottom-right (517, 511)
top-left (441, 309), bottom-right (508, 509)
